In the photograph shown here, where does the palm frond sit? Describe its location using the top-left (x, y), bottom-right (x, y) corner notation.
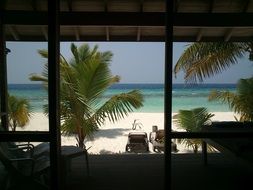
top-left (72, 51), bottom-right (115, 103)
top-left (174, 42), bottom-right (247, 83)
top-left (173, 107), bottom-right (214, 132)
top-left (37, 49), bottom-right (48, 58)
top-left (29, 74), bottom-right (48, 82)
top-left (94, 90), bottom-right (143, 125)
top-left (70, 43), bottom-right (80, 64)
top-left (173, 107), bottom-right (215, 153)
top-left (209, 78), bottom-right (253, 121)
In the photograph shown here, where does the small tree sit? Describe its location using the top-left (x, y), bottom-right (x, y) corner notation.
top-left (8, 95), bottom-right (32, 131)
top-left (173, 107), bottom-right (215, 153)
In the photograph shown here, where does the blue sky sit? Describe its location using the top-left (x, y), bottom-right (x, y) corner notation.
top-left (6, 42), bottom-right (253, 84)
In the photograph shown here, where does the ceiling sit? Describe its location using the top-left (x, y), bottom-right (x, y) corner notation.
top-left (3, 0), bottom-right (253, 42)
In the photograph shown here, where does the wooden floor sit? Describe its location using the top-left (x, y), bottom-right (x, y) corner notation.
top-left (66, 153), bottom-right (253, 190)
top-left (67, 154), bottom-right (164, 190)
top-left (1, 153), bottom-right (253, 190)
top-left (172, 153), bottom-right (253, 190)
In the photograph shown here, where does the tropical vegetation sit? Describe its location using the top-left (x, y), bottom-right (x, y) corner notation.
top-left (209, 78), bottom-right (253, 121)
top-left (8, 95), bottom-right (32, 131)
top-left (173, 107), bottom-right (215, 153)
top-left (174, 42), bottom-right (253, 121)
top-left (174, 42), bottom-right (252, 83)
top-left (30, 43), bottom-right (144, 149)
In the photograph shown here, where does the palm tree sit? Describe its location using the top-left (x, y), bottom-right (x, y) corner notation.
top-left (173, 107), bottom-right (215, 153)
top-left (174, 42), bottom-right (253, 121)
top-left (174, 42), bottom-right (252, 83)
top-left (209, 78), bottom-right (253, 121)
top-left (30, 43), bottom-right (144, 149)
top-left (8, 95), bottom-right (32, 131)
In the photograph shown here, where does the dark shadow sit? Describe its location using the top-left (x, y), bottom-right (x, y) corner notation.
top-left (99, 149), bottom-right (118, 154)
top-left (93, 128), bottom-right (130, 139)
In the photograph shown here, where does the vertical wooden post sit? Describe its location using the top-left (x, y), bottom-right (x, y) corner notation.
top-left (164, 0), bottom-right (173, 189)
top-left (202, 141), bottom-right (208, 165)
top-left (48, 0), bottom-right (61, 189)
top-left (0, 2), bottom-right (8, 131)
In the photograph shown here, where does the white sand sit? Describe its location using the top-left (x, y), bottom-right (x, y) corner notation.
top-left (20, 111), bottom-right (239, 154)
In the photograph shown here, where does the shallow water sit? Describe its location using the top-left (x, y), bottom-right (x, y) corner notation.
top-left (8, 83), bottom-right (236, 113)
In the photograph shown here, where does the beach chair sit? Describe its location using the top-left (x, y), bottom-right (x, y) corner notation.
top-left (149, 129), bottom-right (164, 152)
top-left (0, 142), bottom-right (50, 190)
top-left (125, 132), bottom-right (149, 153)
top-left (201, 121), bottom-right (253, 165)
top-left (149, 129), bottom-right (178, 152)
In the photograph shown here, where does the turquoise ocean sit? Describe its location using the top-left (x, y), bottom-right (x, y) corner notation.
top-left (8, 83), bottom-right (236, 113)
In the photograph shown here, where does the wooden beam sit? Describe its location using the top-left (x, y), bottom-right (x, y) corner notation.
top-left (165, 0), bottom-right (174, 189)
top-left (5, 34), bottom-right (165, 42)
top-left (242, 0), bottom-right (250, 12)
top-left (48, 0), bottom-right (61, 189)
top-left (74, 27), bottom-right (80, 40)
top-left (106, 26), bottom-right (109, 41)
top-left (4, 11), bottom-right (48, 25)
top-left (104, 0), bottom-right (108, 12)
top-left (196, 29), bottom-right (203, 41)
top-left (173, 35), bottom-right (253, 42)
top-left (174, 0), bottom-right (180, 12)
top-left (137, 27), bottom-right (141, 41)
top-left (67, 0), bottom-right (72, 11)
top-left (0, 4), bottom-right (8, 131)
top-left (8, 25), bottom-right (19, 40)
top-left (0, 132), bottom-right (50, 142)
top-left (209, 0), bottom-right (214, 13)
top-left (61, 12), bottom-right (165, 26)
top-left (30, 0), bottom-right (37, 11)
top-left (170, 131), bottom-right (253, 139)
top-left (41, 26), bottom-right (48, 40)
top-left (0, 0), bottom-right (7, 9)
top-left (140, 0), bottom-right (144, 12)
top-left (224, 28), bottom-right (233, 42)
top-left (4, 11), bottom-right (253, 27)
top-left (4, 11), bottom-right (164, 26)
top-left (5, 33), bottom-right (253, 43)
top-left (174, 13), bottom-right (253, 27)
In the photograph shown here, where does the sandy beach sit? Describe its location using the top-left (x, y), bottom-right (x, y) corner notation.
top-left (21, 112), bottom-right (238, 154)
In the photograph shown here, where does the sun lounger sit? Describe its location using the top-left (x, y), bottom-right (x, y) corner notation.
top-left (201, 122), bottom-right (253, 165)
top-left (125, 132), bottom-right (149, 153)
top-left (149, 129), bottom-right (178, 152)
top-left (149, 129), bottom-right (164, 152)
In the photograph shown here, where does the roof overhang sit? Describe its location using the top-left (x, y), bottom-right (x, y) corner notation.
top-left (2, 0), bottom-right (253, 42)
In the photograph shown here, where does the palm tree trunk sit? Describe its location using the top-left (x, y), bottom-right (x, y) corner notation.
top-left (76, 123), bottom-right (86, 149)
top-left (13, 121), bottom-right (17, 131)
top-left (193, 145), bottom-right (198, 154)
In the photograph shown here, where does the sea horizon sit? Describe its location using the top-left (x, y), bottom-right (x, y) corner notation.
top-left (8, 82), bottom-right (237, 85)
top-left (8, 83), bottom-right (236, 113)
